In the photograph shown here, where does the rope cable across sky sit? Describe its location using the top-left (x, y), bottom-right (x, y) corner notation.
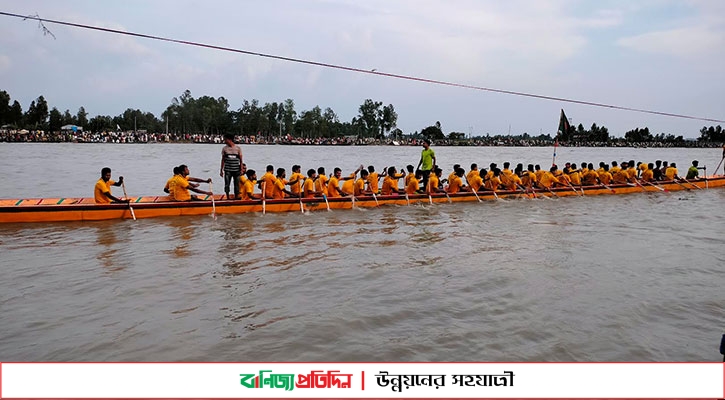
top-left (1, 10), bottom-right (723, 124)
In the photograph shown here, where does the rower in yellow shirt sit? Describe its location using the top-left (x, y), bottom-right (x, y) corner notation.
top-left (447, 168), bottom-right (465, 194)
top-left (640, 163), bottom-right (654, 182)
top-left (466, 163), bottom-right (479, 186)
top-left (665, 162), bottom-right (679, 180)
top-left (272, 168), bottom-right (297, 199)
top-left (240, 169), bottom-right (260, 200)
top-left (610, 161), bottom-right (621, 175)
top-left (599, 165), bottom-right (613, 185)
top-left (468, 169), bottom-right (484, 192)
top-left (94, 167), bottom-right (128, 204)
top-left (303, 169), bottom-right (321, 198)
top-left (315, 167), bottom-right (328, 196)
top-left (537, 167), bottom-right (559, 189)
top-left (406, 170), bottom-right (421, 194)
top-left (427, 167), bottom-right (442, 193)
top-left (366, 166), bottom-right (381, 194)
top-left (288, 165), bottom-right (304, 197)
top-left (404, 165), bottom-right (415, 188)
top-left (355, 170), bottom-right (370, 196)
top-left (582, 163), bottom-right (600, 186)
top-left (612, 162), bottom-right (632, 184)
top-left (259, 165), bottom-right (277, 199)
top-left (171, 165), bottom-right (213, 201)
top-left (521, 164), bottom-right (537, 188)
top-left (381, 166), bottom-right (405, 195)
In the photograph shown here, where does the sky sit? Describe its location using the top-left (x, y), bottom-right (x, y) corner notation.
top-left (0, 0), bottom-right (724, 138)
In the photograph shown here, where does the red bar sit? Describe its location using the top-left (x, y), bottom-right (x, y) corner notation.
top-left (361, 370), bottom-right (364, 391)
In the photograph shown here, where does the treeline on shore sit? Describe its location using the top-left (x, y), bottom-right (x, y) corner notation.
top-left (1, 89), bottom-right (723, 147)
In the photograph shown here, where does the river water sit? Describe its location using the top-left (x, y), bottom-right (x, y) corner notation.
top-left (0, 143), bottom-right (723, 361)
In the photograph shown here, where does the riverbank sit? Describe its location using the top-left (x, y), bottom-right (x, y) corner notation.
top-left (1, 130), bottom-right (722, 148)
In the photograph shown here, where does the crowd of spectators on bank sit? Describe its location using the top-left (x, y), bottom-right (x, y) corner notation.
top-left (0, 128), bottom-right (722, 148)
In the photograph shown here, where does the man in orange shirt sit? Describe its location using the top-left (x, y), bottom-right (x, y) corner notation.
top-left (94, 167), bottom-right (128, 204)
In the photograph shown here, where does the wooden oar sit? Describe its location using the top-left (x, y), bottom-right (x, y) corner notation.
top-left (404, 191), bottom-right (410, 206)
top-left (298, 178), bottom-right (304, 213)
top-left (714, 156), bottom-right (724, 175)
top-left (545, 186), bottom-right (558, 198)
top-left (209, 182), bottom-right (216, 220)
top-left (121, 181), bottom-right (136, 221)
top-left (600, 183), bottom-right (616, 193)
top-left (681, 179), bottom-right (702, 190)
top-left (444, 191), bottom-right (452, 203)
top-left (262, 182), bottom-right (267, 215)
top-left (567, 182), bottom-right (583, 196)
top-left (515, 183), bottom-right (534, 199)
top-left (322, 194), bottom-right (331, 211)
top-left (471, 187), bottom-right (482, 202)
top-left (671, 180), bottom-right (691, 191)
top-left (641, 180), bottom-right (668, 192)
top-left (371, 191), bottom-right (379, 206)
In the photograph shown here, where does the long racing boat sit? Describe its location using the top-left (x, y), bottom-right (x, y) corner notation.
top-left (1, 176), bottom-right (723, 224)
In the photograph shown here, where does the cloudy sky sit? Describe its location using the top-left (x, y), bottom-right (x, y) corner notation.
top-left (1, 0), bottom-right (723, 138)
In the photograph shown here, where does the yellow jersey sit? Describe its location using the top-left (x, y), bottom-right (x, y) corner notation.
top-left (328, 176), bottom-right (341, 197)
top-left (406, 176), bottom-right (419, 194)
top-left (289, 172), bottom-right (303, 195)
top-left (315, 174), bottom-right (328, 196)
top-left (303, 178), bottom-right (316, 198)
top-left (272, 178), bottom-right (287, 199)
top-left (354, 178), bottom-right (366, 196)
top-left (427, 174), bottom-right (439, 193)
top-left (367, 172), bottom-right (380, 193)
top-left (341, 173), bottom-right (356, 195)
top-left (641, 169), bottom-right (654, 182)
top-left (241, 179), bottom-right (255, 200)
top-left (261, 172), bottom-right (276, 198)
top-left (665, 167), bottom-right (677, 180)
top-left (469, 174), bottom-right (483, 192)
top-left (94, 178), bottom-right (115, 203)
top-left (448, 175), bottom-right (463, 193)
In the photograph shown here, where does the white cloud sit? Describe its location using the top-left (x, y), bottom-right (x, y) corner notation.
top-left (617, 26), bottom-right (725, 57)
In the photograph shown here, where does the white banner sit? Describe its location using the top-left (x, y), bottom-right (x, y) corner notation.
top-left (1, 362), bottom-right (723, 398)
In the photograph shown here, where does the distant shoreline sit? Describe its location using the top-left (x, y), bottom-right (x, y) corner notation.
top-left (1, 130), bottom-right (722, 148)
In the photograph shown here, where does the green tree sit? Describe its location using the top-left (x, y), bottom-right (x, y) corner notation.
top-left (76, 106), bottom-right (88, 128)
top-left (420, 121), bottom-right (444, 140)
top-left (48, 107), bottom-right (63, 132)
top-left (282, 98), bottom-right (296, 136)
top-left (0, 90), bottom-right (10, 125)
top-left (356, 99), bottom-right (382, 138)
top-left (381, 104), bottom-right (397, 138)
top-left (9, 100), bottom-right (22, 126)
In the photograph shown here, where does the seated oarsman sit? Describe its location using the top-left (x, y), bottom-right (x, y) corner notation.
top-left (466, 163), bottom-right (479, 186)
top-left (94, 167), bottom-right (129, 204)
top-left (315, 167), bottom-right (328, 196)
top-left (467, 168), bottom-right (484, 192)
top-left (640, 163), bottom-right (655, 182)
top-left (164, 166), bottom-right (209, 195)
top-left (447, 164), bottom-right (461, 187)
top-left (241, 169), bottom-right (260, 200)
top-left (486, 163), bottom-right (497, 182)
top-left (581, 162), bottom-right (589, 176)
top-left (366, 166), bottom-right (381, 194)
top-left (660, 161), bottom-right (669, 180)
top-left (239, 163), bottom-right (248, 189)
top-left (612, 162), bottom-right (632, 184)
top-left (599, 165), bottom-right (613, 185)
top-left (259, 165), bottom-right (276, 199)
top-left (505, 168), bottom-right (523, 191)
top-left (405, 170), bottom-right (422, 194)
top-left (340, 165), bottom-right (364, 196)
top-left (272, 168), bottom-right (298, 199)
top-left (627, 160), bottom-right (638, 181)
top-left (596, 162), bottom-right (606, 176)
top-left (303, 169), bottom-right (321, 198)
top-left (171, 165), bottom-right (213, 201)
top-left (638, 161), bottom-right (647, 178)
top-left (653, 160), bottom-right (663, 181)
top-left (381, 166), bottom-right (405, 195)
top-left (537, 166), bottom-right (559, 189)
top-left (427, 167), bottom-right (442, 194)
top-left (327, 166), bottom-right (359, 198)
top-left (534, 164), bottom-right (545, 182)
top-left (581, 163), bottom-right (600, 186)
top-left (446, 167), bottom-right (465, 194)
top-left (665, 162), bottom-right (679, 180)
top-left (288, 165), bottom-right (304, 197)
top-left (686, 160), bottom-right (704, 180)
top-left (404, 165), bottom-right (415, 188)
top-left (610, 161), bottom-right (621, 175)
top-left (485, 168), bottom-right (503, 191)
top-left (355, 169), bottom-right (371, 196)
top-left (568, 162), bottom-right (582, 186)
top-left (521, 164), bottom-right (537, 189)
top-left (553, 167), bottom-right (571, 187)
